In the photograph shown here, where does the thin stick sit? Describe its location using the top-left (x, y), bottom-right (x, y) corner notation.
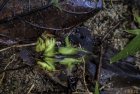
top-left (27, 84), bottom-right (35, 94)
top-left (79, 44), bottom-right (90, 94)
top-left (0, 43), bottom-right (36, 52)
top-left (96, 45), bottom-right (104, 81)
top-left (0, 65), bottom-right (29, 74)
top-left (23, 19), bottom-right (74, 31)
top-left (0, 0), bottom-right (9, 12)
top-left (82, 57), bottom-right (90, 94)
top-left (101, 21), bottom-right (121, 42)
top-left (0, 54), bottom-right (16, 85)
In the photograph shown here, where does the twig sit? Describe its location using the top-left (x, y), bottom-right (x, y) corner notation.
top-left (0, 54), bottom-right (16, 85)
top-left (96, 45), bottom-right (104, 81)
top-left (22, 19), bottom-right (74, 31)
top-left (0, 43), bottom-right (36, 52)
top-left (0, 0), bottom-right (9, 12)
top-left (101, 21), bottom-right (121, 42)
top-left (27, 84), bottom-right (35, 94)
top-left (82, 57), bottom-right (90, 94)
top-left (97, 22), bottom-right (121, 80)
top-left (0, 34), bottom-right (10, 38)
top-left (0, 65), bottom-right (29, 74)
top-left (79, 44), bottom-right (90, 93)
top-left (95, 20), bottom-right (121, 82)
top-left (97, 21), bottom-right (122, 81)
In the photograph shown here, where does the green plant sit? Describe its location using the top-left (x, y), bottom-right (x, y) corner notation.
top-left (110, 14), bottom-right (140, 63)
top-left (94, 81), bottom-right (100, 94)
top-left (36, 35), bottom-right (86, 71)
top-left (36, 38), bottom-right (46, 52)
top-left (60, 58), bottom-right (82, 70)
top-left (44, 37), bottom-right (56, 57)
top-left (37, 61), bottom-right (55, 71)
top-left (58, 36), bottom-right (79, 55)
top-left (51, 0), bottom-right (61, 10)
top-left (36, 36), bottom-right (57, 71)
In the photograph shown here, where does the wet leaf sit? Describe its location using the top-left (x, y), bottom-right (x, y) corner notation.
top-left (0, 0), bottom-right (102, 42)
top-left (110, 35), bottom-right (140, 63)
top-left (19, 49), bottom-right (35, 66)
top-left (125, 29), bottom-right (140, 35)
